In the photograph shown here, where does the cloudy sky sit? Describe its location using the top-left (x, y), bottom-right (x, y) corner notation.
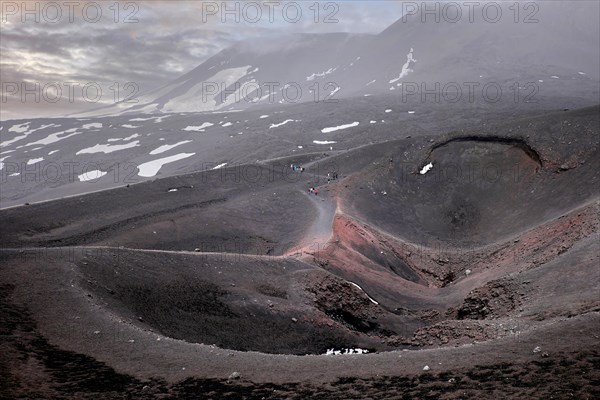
top-left (0, 1), bottom-right (405, 120)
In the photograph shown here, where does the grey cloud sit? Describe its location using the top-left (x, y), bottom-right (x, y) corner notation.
top-left (1, 1), bottom-right (399, 120)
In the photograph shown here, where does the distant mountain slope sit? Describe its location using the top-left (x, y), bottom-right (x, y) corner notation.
top-left (76, 0), bottom-right (599, 117)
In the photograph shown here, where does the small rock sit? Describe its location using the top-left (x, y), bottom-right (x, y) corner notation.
top-left (423, 365), bottom-right (430, 371)
top-left (465, 269), bottom-right (472, 276)
top-left (228, 371), bottom-right (241, 381)
top-left (533, 346), bottom-right (541, 353)
top-left (194, 248), bottom-right (201, 252)
top-left (291, 317), bottom-right (298, 323)
top-left (542, 352), bottom-right (549, 358)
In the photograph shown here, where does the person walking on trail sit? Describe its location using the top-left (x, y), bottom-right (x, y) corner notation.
top-left (314, 188), bottom-right (319, 196)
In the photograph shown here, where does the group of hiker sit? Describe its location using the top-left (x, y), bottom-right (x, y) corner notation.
top-left (290, 164), bottom-right (305, 173)
top-left (290, 163), bottom-right (340, 196)
top-left (326, 172), bottom-right (339, 183)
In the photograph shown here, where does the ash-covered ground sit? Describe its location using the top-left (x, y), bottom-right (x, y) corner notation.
top-left (1, 101), bottom-right (599, 399)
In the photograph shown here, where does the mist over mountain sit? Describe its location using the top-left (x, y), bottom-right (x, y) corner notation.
top-left (76, 0), bottom-right (599, 117)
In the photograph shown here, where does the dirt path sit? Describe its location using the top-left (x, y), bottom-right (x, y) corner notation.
top-left (283, 153), bottom-right (340, 256)
top-left (297, 189), bottom-right (337, 249)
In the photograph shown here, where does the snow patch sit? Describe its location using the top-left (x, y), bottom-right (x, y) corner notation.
top-left (82, 122), bottom-right (102, 129)
top-left (389, 47), bottom-right (416, 83)
top-left (8, 123), bottom-right (30, 133)
top-left (129, 115), bottom-right (172, 122)
top-left (1, 123), bottom-right (59, 148)
top-left (107, 133), bottom-right (141, 142)
top-left (321, 122), bottom-right (359, 133)
top-left (325, 348), bottom-right (369, 356)
top-left (137, 153), bottom-right (195, 177)
top-left (313, 140), bottom-right (337, 145)
top-left (26, 157), bottom-right (44, 165)
top-left (420, 162), bottom-right (433, 175)
top-left (78, 170), bottom-right (107, 182)
top-left (76, 141), bottom-right (139, 155)
top-left (348, 282), bottom-right (379, 305)
top-left (269, 119), bottom-right (298, 129)
top-left (24, 127), bottom-right (80, 147)
top-left (306, 67), bottom-right (336, 81)
top-left (0, 156), bottom-right (9, 170)
top-left (183, 123), bottom-right (214, 131)
top-left (149, 140), bottom-right (192, 155)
